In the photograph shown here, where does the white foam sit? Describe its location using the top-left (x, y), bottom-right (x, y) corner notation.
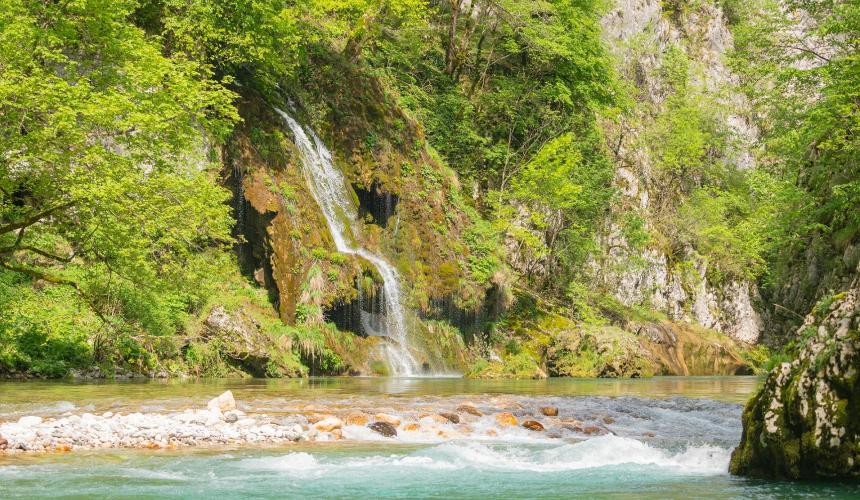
top-left (238, 437), bottom-right (730, 477)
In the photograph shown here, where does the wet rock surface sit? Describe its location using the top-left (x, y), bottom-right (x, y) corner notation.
top-left (368, 421), bottom-right (397, 438)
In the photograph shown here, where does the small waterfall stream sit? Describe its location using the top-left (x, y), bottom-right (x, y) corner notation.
top-left (275, 108), bottom-right (421, 376)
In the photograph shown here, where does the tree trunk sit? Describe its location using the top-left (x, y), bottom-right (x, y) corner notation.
top-left (445, 0), bottom-right (462, 76)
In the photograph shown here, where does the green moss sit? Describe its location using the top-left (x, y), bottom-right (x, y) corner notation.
top-left (370, 360), bottom-right (389, 376)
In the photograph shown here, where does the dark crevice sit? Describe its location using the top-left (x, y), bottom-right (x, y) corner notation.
top-left (420, 284), bottom-right (506, 344)
top-left (325, 272), bottom-right (388, 337)
top-left (353, 182), bottom-right (399, 227)
top-left (226, 158), bottom-right (280, 310)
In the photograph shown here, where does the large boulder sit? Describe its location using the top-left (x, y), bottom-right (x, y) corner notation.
top-left (207, 391), bottom-right (237, 413)
top-left (730, 278), bottom-right (860, 479)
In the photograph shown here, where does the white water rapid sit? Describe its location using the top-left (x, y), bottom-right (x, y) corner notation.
top-left (275, 108), bottom-right (421, 376)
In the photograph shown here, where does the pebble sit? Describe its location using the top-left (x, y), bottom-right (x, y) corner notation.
top-left (0, 397), bottom-right (304, 453)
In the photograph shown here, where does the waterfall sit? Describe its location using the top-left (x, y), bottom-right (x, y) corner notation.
top-left (275, 108), bottom-right (421, 376)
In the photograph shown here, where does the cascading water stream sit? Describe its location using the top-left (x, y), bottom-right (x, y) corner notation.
top-left (275, 108), bottom-right (421, 376)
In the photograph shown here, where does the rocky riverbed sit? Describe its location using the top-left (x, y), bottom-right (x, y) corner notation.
top-left (0, 390), bottom-right (651, 453)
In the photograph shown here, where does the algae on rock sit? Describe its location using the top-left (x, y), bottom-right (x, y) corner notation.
top-left (730, 269), bottom-right (860, 479)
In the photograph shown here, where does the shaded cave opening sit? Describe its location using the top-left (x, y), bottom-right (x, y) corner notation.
top-left (325, 272), bottom-right (390, 338)
top-left (353, 181), bottom-right (399, 227)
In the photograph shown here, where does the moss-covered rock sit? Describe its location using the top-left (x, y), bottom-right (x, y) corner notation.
top-left (730, 276), bottom-right (860, 479)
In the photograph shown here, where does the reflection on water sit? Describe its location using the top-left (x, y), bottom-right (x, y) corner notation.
top-left (0, 376), bottom-right (761, 419)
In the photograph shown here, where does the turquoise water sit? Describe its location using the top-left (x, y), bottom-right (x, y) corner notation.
top-left (1, 377), bottom-right (858, 498)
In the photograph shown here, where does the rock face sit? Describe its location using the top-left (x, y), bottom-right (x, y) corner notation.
top-left (594, 0), bottom-right (763, 344)
top-left (730, 273), bottom-right (860, 479)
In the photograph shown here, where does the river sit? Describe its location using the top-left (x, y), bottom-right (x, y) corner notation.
top-left (1, 377), bottom-right (857, 498)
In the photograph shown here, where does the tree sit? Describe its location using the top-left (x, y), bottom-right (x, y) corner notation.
top-left (0, 0), bottom-right (236, 347)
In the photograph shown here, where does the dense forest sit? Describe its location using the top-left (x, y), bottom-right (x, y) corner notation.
top-left (0, 0), bottom-right (857, 383)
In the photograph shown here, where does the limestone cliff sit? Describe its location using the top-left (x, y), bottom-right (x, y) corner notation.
top-left (594, 0), bottom-right (762, 344)
top-left (729, 264), bottom-right (860, 479)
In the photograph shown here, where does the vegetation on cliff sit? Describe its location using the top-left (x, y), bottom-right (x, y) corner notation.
top-left (1, 0), bottom-right (851, 382)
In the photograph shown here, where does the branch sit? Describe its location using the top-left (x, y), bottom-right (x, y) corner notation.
top-left (0, 202), bottom-right (74, 235)
top-left (0, 260), bottom-right (76, 286)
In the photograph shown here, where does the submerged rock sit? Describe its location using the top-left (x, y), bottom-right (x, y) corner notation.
top-left (495, 413), bottom-right (518, 427)
top-left (368, 421), bottom-right (397, 438)
top-left (540, 406), bottom-right (558, 417)
top-left (522, 420), bottom-right (545, 432)
top-left (0, 434), bottom-right (7, 450)
top-left (457, 405), bottom-right (482, 417)
top-left (438, 413), bottom-right (460, 424)
top-left (730, 275), bottom-right (860, 479)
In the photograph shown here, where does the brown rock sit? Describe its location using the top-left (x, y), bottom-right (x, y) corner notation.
top-left (314, 417), bottom-right (344, 432)
top-left (583, 425), bottom-right (609, 435)
top-left (495, 412), bottom-right (518, 427)
top-left (344, 413), bottom-right (369, 426)
top-left (562, 423), bottom-right (583, 433)
top-left (426, 414), bottom-right (449, 424)
top-left (540, 406), bottom-right (559, 417)
top-left (403, 423), bottom-right (420, 432)
top-left (485, 429), bottom-right (498, 437)
top-left (374, 413), bottom-right (401, 427)
top-left (368, 421), bottom-right (397, 437)
top-left (603, 416), bottom-right (615, 425)
top-left (331, 429), bottom-right (343, 440)
top-left (642, 431), bottom-right (656, 438)
top-left (522, 420), bottom-right (545, 432)
top-left (457, 405), bottom-right (483, 417)
top-left (0, 435), bottom-right (7, 450)
top-left (438, 412), bottom-right (460, 424)
top-left (457, 424), bottom-right (474, 434)
top-left (307, 413), bottom-right (336, 424)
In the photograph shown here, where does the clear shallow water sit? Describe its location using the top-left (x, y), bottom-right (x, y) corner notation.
top-left (1, 377), bottom-right (858, 498)
top-left (0, 376), bottom-right (761, 418)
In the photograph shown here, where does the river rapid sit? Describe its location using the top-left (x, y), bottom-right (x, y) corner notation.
top-left (1, 377), bottom-right (857, 498)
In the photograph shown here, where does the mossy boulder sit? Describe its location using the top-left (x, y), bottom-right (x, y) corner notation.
top-left (730, 280), bottom-right (860, 479)
top-left (546, 325), bottom-right (657, 378)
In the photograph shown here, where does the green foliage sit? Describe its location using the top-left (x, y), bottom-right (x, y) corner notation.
top-left (726, 0), bottom-right (860, 336)
top-left (0, 0), bottom-right (243, 375)
top-left (156, 0), bottom-right (304, 92)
